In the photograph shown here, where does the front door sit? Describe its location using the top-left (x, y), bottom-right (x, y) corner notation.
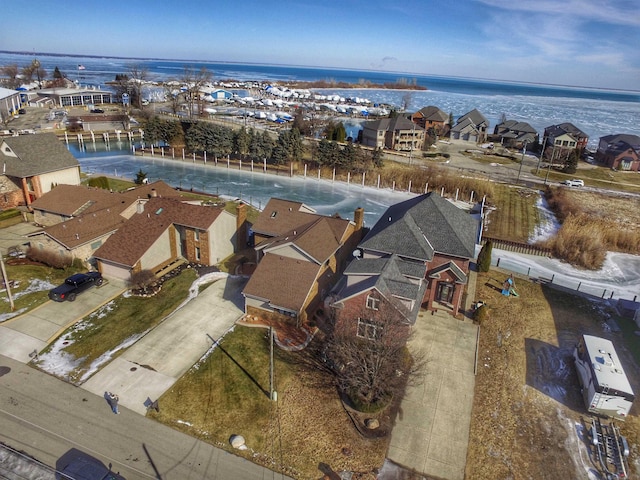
top-left (437, 282), bottom-right (454, 304)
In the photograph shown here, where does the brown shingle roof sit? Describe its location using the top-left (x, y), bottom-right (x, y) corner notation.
top-left (260, 216), bottom-right (351, 264)
top-left (30, 180), bottom-right (180, 217)
top-left (243, 254), bottom-right (321, 312)
top-left (251, 198), bottom-right (318, 237)
top-left (93, 197), bottom-right (224, 267)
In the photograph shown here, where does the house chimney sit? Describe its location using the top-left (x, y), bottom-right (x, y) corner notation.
top-left (354, 207), bottom-right (364, 230)
top-left (236, 202), bottom-right (247, 252)
top-left (149, 188), bottom-right (158, 198)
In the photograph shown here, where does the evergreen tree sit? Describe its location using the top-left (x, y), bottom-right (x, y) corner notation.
top-left (477, 239), bottom-right (493, 273)
top-left (53, 66), bottom-right (63, 79)
top-left (134, 169), bottom-right (148, 185)
top-left (563, 150), bottom-right (578, 174)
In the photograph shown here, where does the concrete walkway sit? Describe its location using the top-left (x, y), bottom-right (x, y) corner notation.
top-left (386, 311), bottom-right (479, 480)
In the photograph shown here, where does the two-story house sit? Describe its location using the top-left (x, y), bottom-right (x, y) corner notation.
top-left (0, 133), bottom-right (80, 210)
top-left (411, 106), bottom-right (450, 137)
top-left (493, 120), bottom-right (538, 149)
top-left (243, 198), bottom-right (364, 325)
top-left (595, 134), bottom-right (640, 171)
top-left (450, 109), bottom-right (489, 143)
top-left (361, 116), bottom-right (425, 152)
top-left (543, 123), bottom-right (589, 161)
top-left (329, 193), bottom-right (480, 331)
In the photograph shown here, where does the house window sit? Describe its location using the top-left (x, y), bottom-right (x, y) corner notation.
top-left (366, 295), bottom-right (380, 310)
top-left (194, 229), bottom-right (200, 241)
top-left (357, 318), bottom-right (381, 340)
top-left (195, 247), bottom-right (201, 261)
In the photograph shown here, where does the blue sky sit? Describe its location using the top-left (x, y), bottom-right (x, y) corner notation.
top-left (2, 0), bottom-right (639, 90)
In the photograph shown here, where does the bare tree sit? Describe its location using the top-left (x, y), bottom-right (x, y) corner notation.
top-left (112, 64), bottom-right (149, 109)
top-left (0, 64), bottom-right (20, 89)
top-left (179, 66), bottom-right (213, 119)
top-left (325, 299), bottom-right (425, 409)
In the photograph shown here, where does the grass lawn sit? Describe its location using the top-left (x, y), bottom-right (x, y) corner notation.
top-left (149, 326), bottom-right (388, 480)
top-left (41, 268), bottom-right (197, 383)
top-left (0, 264), bottom-right (82, 317)
top-left (483, 184), bottom-right (541, 243)
top-left (466, 270), bottom-right (640, 479)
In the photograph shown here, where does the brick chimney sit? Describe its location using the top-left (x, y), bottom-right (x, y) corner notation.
top-left (354, 207), bottom-right (364, 231)
top-left (236, 202), bottom-right (247, 251)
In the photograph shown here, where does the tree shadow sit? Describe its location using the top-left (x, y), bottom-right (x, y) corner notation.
top-left (0, 366), bottom-right (10, 377)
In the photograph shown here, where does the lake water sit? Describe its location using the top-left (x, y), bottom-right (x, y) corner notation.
top-left (3, 51), bottom-right (639, 149)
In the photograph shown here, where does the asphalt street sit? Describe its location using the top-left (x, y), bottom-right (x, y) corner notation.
top-left (0, 354), bottom-right (291, 480)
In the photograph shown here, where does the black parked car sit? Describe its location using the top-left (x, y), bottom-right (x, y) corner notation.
top-left (48, 272), bottom-right (103, 302)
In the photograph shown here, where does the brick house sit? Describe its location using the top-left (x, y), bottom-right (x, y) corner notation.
top-left (329, 193), bottom-right (479, 326)
top-left (243, 198), bottom-right (364, 325)
top-left (595, 134), bottom-right (640, 172)
top-left (411, 106), bottom-right (449, 136)
top-left (0, 133), bottom-right (80, 210)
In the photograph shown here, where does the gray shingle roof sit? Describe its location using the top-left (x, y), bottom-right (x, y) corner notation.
top-left (359, 193), bottom-right (478, 260)
top-left (0, 133), bottom-right (79, 177)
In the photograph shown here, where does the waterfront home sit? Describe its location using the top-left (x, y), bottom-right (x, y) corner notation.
top-left (243, 198), bottom-right (364, 326)
top-left (329, 193), bottom-right (479, 322)
top-left (28, 181), bottom-right (179, 268)
top-left (0, 133), bottom-right (80, 210)
top-left (543, 122), bottom-right (589, 159)
top-left (493, 120), bottom-right (538, 149)
top-left (410, 105), bottom-right (450, 136)
top-left (0, 86), bottom-right (23, 120)
top-left (93, 196), bottom-right (238, 281)
top-left (361, 116), bottom-right (425, 151)
top-left (450, 109), bottom-right (489, 143)
top-left (596, 133), bottom-right (640, 172)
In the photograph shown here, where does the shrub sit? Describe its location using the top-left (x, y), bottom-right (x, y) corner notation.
top-left (477, 240), bottom-right (493, 272)
top-left (473, 305), bottom-right (489, 324)
top-left (128, 269), bottom-right (156, 291)
top-left (26, 247), bottom-right (73, 269)
top-left (87, 176), bottom-right (110, 189)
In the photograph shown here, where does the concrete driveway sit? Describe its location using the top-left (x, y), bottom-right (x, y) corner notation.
top-left (0, 279), bottom-right (126, 363)
top-left (82, 275), bottom-right (248, 414)
top-left (385, 311), bottom-right (479, 480)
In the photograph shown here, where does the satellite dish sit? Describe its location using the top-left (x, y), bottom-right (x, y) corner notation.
top-left (352, 249), bottom-right (362, 259)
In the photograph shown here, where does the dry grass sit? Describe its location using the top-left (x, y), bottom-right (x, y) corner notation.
top-left (543, 187), bottom-right (640, 269)
top-left (466, 271), bottom-right (640, 479)
top-left (482, 185), bottom-right (541, 243)
top-left (149, 326), bottom-right (388, 480)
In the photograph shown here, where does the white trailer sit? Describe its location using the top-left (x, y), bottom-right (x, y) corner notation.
top-left (574, 334), bottom-right (635, 421)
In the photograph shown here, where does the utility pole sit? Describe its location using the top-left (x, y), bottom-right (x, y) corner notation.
top-left (0, 254), bottom-right (14, 311)
top-left (517, 141), bottom-right (528, 184)
top-left (269, 326), bottom-right (277, 401)
top-left (536, 136), bottom-right (547, 174)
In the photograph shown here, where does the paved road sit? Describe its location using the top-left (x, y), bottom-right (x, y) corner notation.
top-left (0, 354), bottom-right (291, 480)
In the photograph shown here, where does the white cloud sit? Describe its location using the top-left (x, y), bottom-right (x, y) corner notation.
top-left (474, 0), bottom-right (640, 27)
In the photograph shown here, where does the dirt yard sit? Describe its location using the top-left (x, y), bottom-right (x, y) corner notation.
top-left (466, 271), bottom-right (640, 480)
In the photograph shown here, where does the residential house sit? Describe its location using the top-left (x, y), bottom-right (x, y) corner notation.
top-left (411, 106), bottom-right (450, 137)
top-left (0, 133), bottom-right (80, 209)
top-left (243, 198), bottom-right (364, 325)
top-left (93, 196), bottom-right (238, 281)
top-left (493, 120), bottom-right (538, 149)
top-left (595, 134), bottom-right (640, 172)
top-left (543, 123), bottom-right (589, 161)
top-left (27, 181), bottom-right (180, 265)
top-left (330, 193), bottom-right (479, 325)
top-left (361, 116), bottom-right (425, 151)
top-left (450, 109), bottom-right (489, 142)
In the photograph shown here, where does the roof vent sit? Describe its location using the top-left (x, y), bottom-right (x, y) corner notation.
top-left (75, 233), bottom-right (79, 239)
top-left (388, 216), bottom-right (392, 222)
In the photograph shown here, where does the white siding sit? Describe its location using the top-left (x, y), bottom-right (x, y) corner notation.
top-left (39, 167), bottom-right (80, 193)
